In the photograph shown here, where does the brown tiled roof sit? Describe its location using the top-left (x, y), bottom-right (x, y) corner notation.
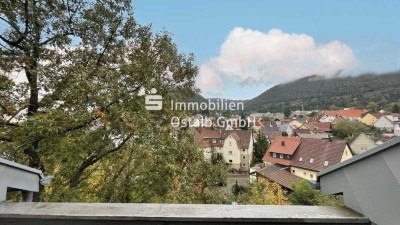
top-left (290, 138), bottom-right (348, 172)
top-left (196, 129), bottom-right (222, 148)
top-left (264, 131), bottom-right (281, 141)
top-left (368, 113), bottom-right (384, 120)
top-left (293, 128), bottom-right (312, 134)
top-left (308, 122), bottom-right (332, 133)
top-left (257, 164), bottom-right (305, 190)
top-left (221, 130), bottom-right (252, 149)
top-left (325, 109), bottom-right (369, 118)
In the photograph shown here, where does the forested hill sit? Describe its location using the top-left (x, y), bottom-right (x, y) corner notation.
top-left (243, 72), bottom-right (400, 112)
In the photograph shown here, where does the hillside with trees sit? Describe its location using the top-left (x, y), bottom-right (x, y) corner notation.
top-left (244, 72), bottom-right (400, 112)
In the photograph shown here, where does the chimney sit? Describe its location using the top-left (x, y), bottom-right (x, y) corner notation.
top-left (281, 140), bottom-right (285, 146)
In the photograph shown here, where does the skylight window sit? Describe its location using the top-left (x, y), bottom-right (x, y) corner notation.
top-left (299, 157), bottom-right (303, 162)
top-left (310, 158), bottom-right (314, 163)
top-left (324, 161), bottom-right (329, 166)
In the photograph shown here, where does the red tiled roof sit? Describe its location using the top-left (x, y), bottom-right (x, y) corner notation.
top-left (257, 164), bottom-right (305, 190)
top-left (325, 109), bottom-right (369, 118)
top-left (290, 138), bottom-right (348, 172)
top-left (262, 137), bottom-right (301, 165)
top-left (266, 136), bottom-right (301, 155)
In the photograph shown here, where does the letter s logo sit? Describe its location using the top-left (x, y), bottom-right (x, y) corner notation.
top-left (145, 88), bottom-right (163, 110)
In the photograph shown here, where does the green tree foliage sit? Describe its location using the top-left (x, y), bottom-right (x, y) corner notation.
top-left (284, 107), bottom-right (291, 118)
top-left (0, 0), bottom-right (226, 203)
top-left (288, 181), bottom-right (321, 205)
top-left (392, 103), bottom-right (400, 113)
top-left (288, 180), bottom-right (344, 206)
top-left (253, 131), bottom-right (269, 162)
top-left (282, 131), bottom-right (288, 137)
top-left (332, 120), bottom-right (368, 139)
top-left (367, 102), bottom-right (379, 113)
top-left (211, 153), bottom-right (224, 165)
top-left (232, 180), bottom-right (247, 198)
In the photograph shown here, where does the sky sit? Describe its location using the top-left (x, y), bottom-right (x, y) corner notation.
top-left (133, 0), bottom-right (400, 100)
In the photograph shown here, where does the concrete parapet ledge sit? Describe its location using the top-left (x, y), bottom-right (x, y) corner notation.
top-left (0, 203), bottom-right (370, 225)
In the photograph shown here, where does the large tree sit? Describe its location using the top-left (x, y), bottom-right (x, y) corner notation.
top-left (0, 0), bottom-right (225, 202)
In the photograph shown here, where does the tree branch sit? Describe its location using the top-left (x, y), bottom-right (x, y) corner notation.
top-left (69, 133), bottom-right (133, 188)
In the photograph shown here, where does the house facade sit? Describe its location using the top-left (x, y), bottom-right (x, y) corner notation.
top-left (348, 132), bottom-right (376, 155)
top-left (374, 116), bottom-right (394, 132)
top-left (361, 113), bottom-right (383, 126)
top-left (197, 129), bottom-right (253, 171)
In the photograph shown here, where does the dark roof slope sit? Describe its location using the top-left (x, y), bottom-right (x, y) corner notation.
top-left (257, 164), bottom-right (305, 190)
top-left (290, 138), bottom-right (348, 172)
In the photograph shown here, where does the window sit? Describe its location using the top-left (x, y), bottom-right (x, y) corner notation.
top-left (229, 160), bottom-right (232, 163)
top-left (292, 170), bottom-right (295, 173)
top-left (243, 164), bottom-right (246, 167)
top-left (243, 156), bottom-right (245, 159)
top-left (299, 157), bottom-right (303, 162)
top-left (229, 141), bottom-right (232, 146)
top-left (280, 154), bottom-right (283, 159)
top-left (324, 161), bottom-right (329, 166)
top-left (309, 158), bottom-right (314, 163)
top-left (304, 172), bottom-right (307, 175)
top-left (229, 151), bottom-right (232, 155)
top-left (310, 174), bottom-right (314, 179)
top-left (212, 139), bottom-right (216, 143)
top-left (273, 153), bottom-right (276, 157)
top-left (286, 155), bottom-right (290, 159)
top-left (242, 149), bottom-right (245, 152)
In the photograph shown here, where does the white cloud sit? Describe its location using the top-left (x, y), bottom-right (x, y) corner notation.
top-left (196, 28), bottom-right (358, 95)
top-left (195, 64), bottom-right (224, 95)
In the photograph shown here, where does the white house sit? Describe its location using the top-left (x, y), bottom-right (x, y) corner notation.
top-left (374, 116), bottom-right (394, 132)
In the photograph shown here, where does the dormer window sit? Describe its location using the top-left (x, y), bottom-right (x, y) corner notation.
top-left (299, 157), bottom-right (303, 162)
top-left (324, 161), bottom-right (329, 166)
top-left (310, 158), bottom-right (314, 163)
